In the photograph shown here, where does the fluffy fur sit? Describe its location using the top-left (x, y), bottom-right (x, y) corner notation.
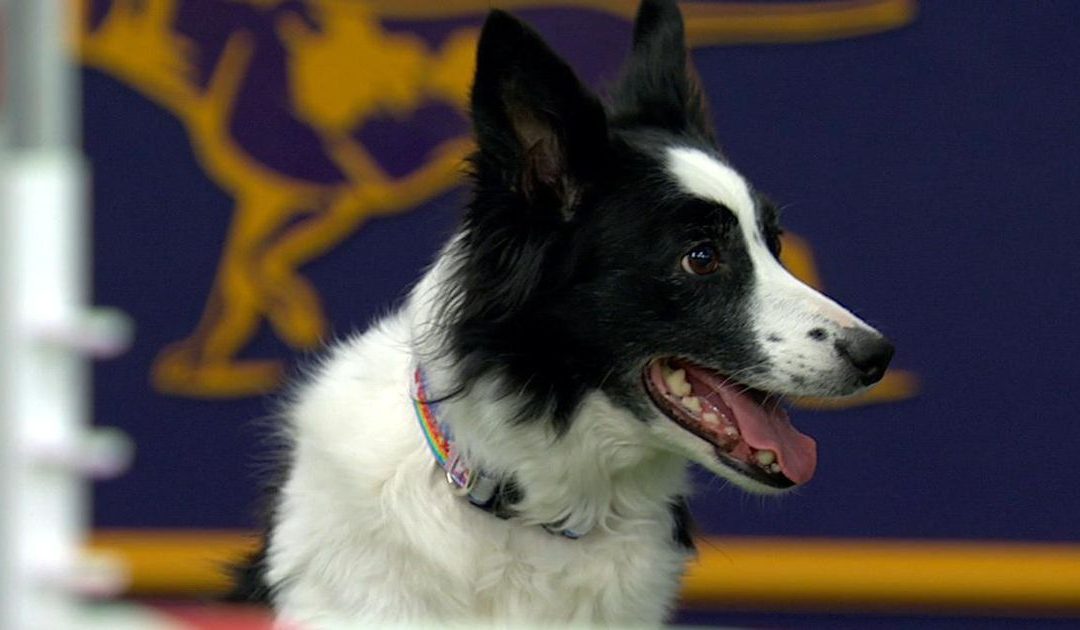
top-left (234, 1), bottom-right (894, 626)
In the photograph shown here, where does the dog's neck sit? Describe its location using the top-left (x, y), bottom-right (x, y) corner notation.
top-left (407, 247), bottom-right (689, 536)
top-left (425, 372), bottom-right (688, 535)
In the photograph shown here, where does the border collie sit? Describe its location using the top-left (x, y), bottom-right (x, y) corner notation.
top-left (232, 0), bottom-right (894, 625)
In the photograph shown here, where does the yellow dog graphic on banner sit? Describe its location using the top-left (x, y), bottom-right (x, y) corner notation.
top-left (76, 0), bottom-right (917, 407)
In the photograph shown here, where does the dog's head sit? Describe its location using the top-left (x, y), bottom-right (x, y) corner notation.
top-left (447, 0), bottom-right (893, 493)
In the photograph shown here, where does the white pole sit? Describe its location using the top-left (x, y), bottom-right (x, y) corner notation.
top-left (0, 1), bottom-right (132, 629)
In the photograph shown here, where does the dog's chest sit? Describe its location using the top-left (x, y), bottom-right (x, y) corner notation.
top-left (274, 464), bottom-right (690, 625)
top-left (269, 320), bottom-right (693, 625)
top-left (463, 521), bottom-right (690, 623)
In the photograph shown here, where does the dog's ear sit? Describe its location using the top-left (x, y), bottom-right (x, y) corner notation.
top-left (470, 10), bottom-right (608, 217)
top-left (610, 0), bottom-right (713, 140)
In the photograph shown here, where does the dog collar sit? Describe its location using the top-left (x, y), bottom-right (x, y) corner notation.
top-left (411, 367), bottom-right (584, 539)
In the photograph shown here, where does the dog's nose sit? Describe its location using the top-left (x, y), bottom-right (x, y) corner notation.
top-left (834, 329), bottom-right (894, 386)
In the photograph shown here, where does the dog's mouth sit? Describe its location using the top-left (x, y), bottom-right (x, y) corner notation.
top-left (643, 358), bottom-right (817, 489)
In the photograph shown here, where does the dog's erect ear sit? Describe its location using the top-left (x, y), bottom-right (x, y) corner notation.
top-left (471, 10), bottom-right (608, 216)
top-left (611, 0), bottom-right (713, 139)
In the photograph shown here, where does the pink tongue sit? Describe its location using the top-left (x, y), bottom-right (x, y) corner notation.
top-left (686, 367), bottom-right (818, 484)
top-left (723, 392), bottom-right (817, 484)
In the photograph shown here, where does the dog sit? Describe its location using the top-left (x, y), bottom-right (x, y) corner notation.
top-left (231, 0), bottom-right (894, 625)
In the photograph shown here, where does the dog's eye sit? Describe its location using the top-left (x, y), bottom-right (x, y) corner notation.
top-left (681, 244), bottom-right (720, 275)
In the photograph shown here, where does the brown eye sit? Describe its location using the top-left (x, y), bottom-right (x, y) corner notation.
top-left (681, 244), bottom-right (720, 275)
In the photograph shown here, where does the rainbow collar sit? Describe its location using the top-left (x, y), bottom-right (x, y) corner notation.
top-left (412, 368), bottom-right (503, 508)
top-left (411, 367), bottom-right (584, 539)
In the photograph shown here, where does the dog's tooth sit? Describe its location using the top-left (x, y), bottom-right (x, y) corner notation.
top-left (702, 412), bottom-right (719, 424)
top-left (754, 449), bottom-right (777, 466)
top-left (665, 369), bottom-right (692, 397)
top-left (723, 426), bottom-right (740, 438)
top-left (769, 463), bottom-right (782, 473)
top-left (681, 396), bottom-right (702, 413)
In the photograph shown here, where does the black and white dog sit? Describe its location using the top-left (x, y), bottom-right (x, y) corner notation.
top-left (234, 0), bottom-right (893, 625)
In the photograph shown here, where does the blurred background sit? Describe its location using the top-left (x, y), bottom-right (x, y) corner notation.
top-left (3, 0), bottom-right (1079, 627)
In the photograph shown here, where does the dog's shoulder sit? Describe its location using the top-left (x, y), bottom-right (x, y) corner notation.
top-left (286, 317), bottom-right (415, 448)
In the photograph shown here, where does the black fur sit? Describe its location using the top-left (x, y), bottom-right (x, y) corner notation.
top-left (469, 10), bottom-right (609, 218)
top-left (441, 0), bottom-right (782, 433)
top-left (670, 497), bottom-right (696, 551)
top-left (610, 0), bottom-right (715, 141)
top-left (224, 543), bottom-right (273, 604)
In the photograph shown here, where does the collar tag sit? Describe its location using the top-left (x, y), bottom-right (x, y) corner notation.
top-left (444, 453), bottom-right (474, 496)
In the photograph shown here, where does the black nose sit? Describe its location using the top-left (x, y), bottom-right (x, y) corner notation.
top-left (834, 329), bottom-right (894, 386)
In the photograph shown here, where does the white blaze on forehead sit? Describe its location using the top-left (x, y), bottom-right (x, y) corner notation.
top-left (665, 145), bottom-right (864, 330)
top-left (666, 147), bottom-right (757, 226)
top-left (666, 146), bottom-right (774, 272)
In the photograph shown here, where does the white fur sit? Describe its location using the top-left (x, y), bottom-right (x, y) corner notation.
top-left (667, 146), bottom-right (880, 396)
top-left (267, 253), bottom-right (693, 627)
